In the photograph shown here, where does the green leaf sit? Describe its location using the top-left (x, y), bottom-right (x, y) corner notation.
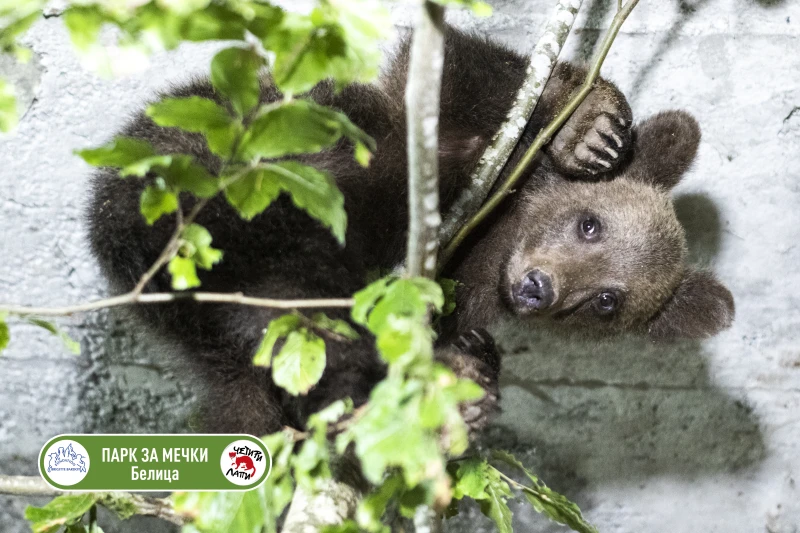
top-left (181, 223), bottom-right (223, 270)
top-left (322, 522), bottom-right (360, 533)
top-left (140, 183), bottom-right (178, 225)
top-left (269, 23), bottom-right (347, 95)
top-left (351, 277), bottom-right (393, 325)
top-left (225, 161), bottom-right (346, 243)
top-left (450, 458), bottom-right (491, 501)
top-left (63, 6), bottom-right (105, 51)
top-left (0, 79), bottom-right (17, 132)
top-left (260, 431), bottom-right (296, 526)
top-left (438, 278), bottom-right (458, 317)
top-left (25, 494), bottom-right (99, 533)
top-left (210, 47), bottom-right (263, 118)
top-left (168, 256), bottom-right (200, 290)
top-left (519, 489), bottom-right (598, 533)
top-left (419, 366), bottom-right (483, 432)
top-left (147, 97), bottom-right (231, 130)
top-left (479, 468), bottom-right (513, 533)
top-left (155, 156), bottom-right (220, 198)
top-left (96, 493), bottom-right (138, 521)
top-left (356, 473), bottom-right (403, 530)
top-left (182, 4), bottom-right (255, 42)
top-left (266, 1), bottom-right (391, 94)
top-left (121, 154), bottom-right (220, 198)
top-left (449, 459), bottom-right (514, 532)
top-left (354, 141), bottom-right (372, 167)
top-left (337, 376), bottom-right (441, 486)
top-left (350, 276), bottom-right (445, 366)
top-left (490, 452), bottom-right (598, 533)
top-left (146, 96), bottom-right (240, 159)
top-left (0, 10), bottom-right (41, 55)
top-left (271, 328), bottom-right (326, 396)
top-left (27, 318), bottom-right (80, 355)
top-left (0, 312), bottom-right (9, 352)
top-left (292, 433), bottom-right (331, 489)
top-left (310, 313), bottom-right (359, 340)
top-left (156, 0), bottom-right (210, 16)
top-left (76, 137), bottom-right (156, 169)
top-left (228, 488), bottom-right (270, 533)
top-left (366, 279), bottom-right (435, 337)
top-left (490, 450), bottom-right (538, 485)
top-left (374, 315), bottom-right (433, 365)
top-left (433, 0), bottom-right (493, 16)
top-left (223, 166), bottom-right (282, 220)
top-left (471, 2), bottom-right (493, 16)
top-left (311, 398), bottom-right (352, 425)
top-left (237, 100), bottom-right (375, 162)
top-left (253, 314), bottom-right (301, 368)
top-left (121, 155), bottom-right (173, 177)
top-left (172, 492), bottom-right (245, 533)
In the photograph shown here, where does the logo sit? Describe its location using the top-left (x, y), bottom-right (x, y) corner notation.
top-left (43, 440), bottom-right (90, 486)
top-left (220, 439), bottom-right (269, 486)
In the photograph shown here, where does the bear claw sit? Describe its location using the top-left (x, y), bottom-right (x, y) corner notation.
top-left (546, 86), bottom-right (632, 178)
top-left (438, 329), bottom-right (502, 435)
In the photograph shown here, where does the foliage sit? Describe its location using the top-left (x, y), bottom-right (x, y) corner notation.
top-left (0, 312), bottom-right (9, 351)
top-left (26, 494), bottom-right (98, 533)
top-left (3, 0), bottom-right (599, 532)
top-left (449, 453), bottom-right (598, 533)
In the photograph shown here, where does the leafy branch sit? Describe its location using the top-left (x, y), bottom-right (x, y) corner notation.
top-left (438, 0), bottom-right (640, 269)
top-left (0, 475), bottom-right (186, 529)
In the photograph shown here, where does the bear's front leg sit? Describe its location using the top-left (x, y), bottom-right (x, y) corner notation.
top-left (436, 328), bottom-right (500, 434)
top-left (542, 64), bottom-right (633, 178)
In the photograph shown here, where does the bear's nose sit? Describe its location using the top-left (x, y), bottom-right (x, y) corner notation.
top-left (516, 269), bottom-right (554, 311)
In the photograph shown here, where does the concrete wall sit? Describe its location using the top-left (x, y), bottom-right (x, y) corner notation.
top-left (1, 0), bottom-right (799, 531)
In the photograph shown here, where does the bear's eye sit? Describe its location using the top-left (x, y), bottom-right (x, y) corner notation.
top-left (595, 292), bottom-right (617, 315)
top-left (579, 216), bottom-right (602, 241)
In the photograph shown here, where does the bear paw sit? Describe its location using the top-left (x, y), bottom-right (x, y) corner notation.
top-left (546, 86), bottom-right (633, 178)
top-left (438, 328), bottom-right (501, 434)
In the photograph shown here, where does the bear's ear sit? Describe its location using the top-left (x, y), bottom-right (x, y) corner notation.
top-left (625, 110), bottom-right (701, 190)
top-left (648, 269), bottom-right (734, 340)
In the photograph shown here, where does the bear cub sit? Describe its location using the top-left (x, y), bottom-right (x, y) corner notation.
top-left (87, 28), bottom-right (734, 435)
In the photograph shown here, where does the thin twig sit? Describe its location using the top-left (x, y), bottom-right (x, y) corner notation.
top-left (0, 292), bottom-right (354, 317)
top-left (130, 198), bottom-right (209, 295)
top-left (283, 405), bottom-right (369, 442)
top-left (438, 0), bottom-right (583, 247)
top-left (438, 0), bottom-right (640, 269)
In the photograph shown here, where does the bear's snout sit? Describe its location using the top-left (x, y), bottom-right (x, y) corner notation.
top-left (514, 269), bottom-right (555, 312)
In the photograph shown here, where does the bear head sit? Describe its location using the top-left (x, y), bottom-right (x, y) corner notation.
top-left (498, 111), bottom-right (734, 340)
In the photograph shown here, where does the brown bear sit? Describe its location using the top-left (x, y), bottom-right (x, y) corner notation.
top-left (86, 28), bottom-right (734, 435)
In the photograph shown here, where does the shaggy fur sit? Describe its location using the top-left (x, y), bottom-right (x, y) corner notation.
top-left (86, 28), bottom-right (733, 435)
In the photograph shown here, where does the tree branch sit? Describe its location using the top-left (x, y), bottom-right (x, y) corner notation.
top-left (404, 3), bottom-right (447, 531)
top-left (438, 0), bottom-right (583, 248)
top-left (439, 0), bottom-right (640, 269)
top-left (405, 0), bottom-right (446, 279)
top-left (130, 197), bottom-right (207, 296)
top-left (282, 1), bottom-right (449, 530)
top-left (413, 505), bottom-right (443, 533)
top-left (0, 292), bottom-right (354, 317)
top-left (0, 475), bottom-right (186, 526)
top-left (281, 478), bottom-right (362, 533)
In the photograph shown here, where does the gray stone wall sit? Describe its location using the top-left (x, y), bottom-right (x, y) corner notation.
top-left (1, 1), bottom-right (799, 531)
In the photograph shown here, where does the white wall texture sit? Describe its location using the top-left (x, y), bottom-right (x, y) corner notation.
top-left (1, 0), bottom-right (799, 532)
